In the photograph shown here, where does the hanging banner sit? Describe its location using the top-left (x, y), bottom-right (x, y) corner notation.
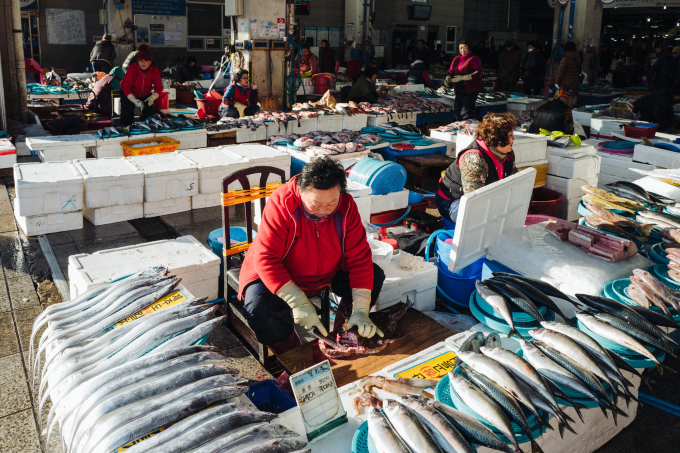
top-left (132, 0), bottom-right (186, 16)
top-left (20, 0), bottom-right (38, 12)
top-left (603, 0), bottom-right (680, 7)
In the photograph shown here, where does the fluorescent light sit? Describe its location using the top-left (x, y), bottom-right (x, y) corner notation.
top-left (648, 17), bottom-right (651, 22)
top-left (607, 24), bottom-right (613, 28)
top-left (664, 5), bottom-right (667, 9)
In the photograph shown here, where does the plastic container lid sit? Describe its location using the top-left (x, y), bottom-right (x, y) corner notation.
top-left (381, 238), bottom-right (398, 250)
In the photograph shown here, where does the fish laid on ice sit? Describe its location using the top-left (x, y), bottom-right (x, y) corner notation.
top-left (585, 203), bottom-right (653, 235)
top-left (383, 399), bottom-right (443, 453)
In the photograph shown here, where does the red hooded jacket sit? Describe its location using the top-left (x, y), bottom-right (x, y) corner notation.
top-left (121, 63), bottom-right (163, 99)
top-left (238, 176), bottom-right (374, 299)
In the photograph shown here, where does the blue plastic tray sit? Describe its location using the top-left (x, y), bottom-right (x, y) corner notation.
top-left (651, 264), bottom-right (680, 290)
top-left (246, 380), bottom-right (297, 414)
top-left (469, 291), bottom-right (554, 337)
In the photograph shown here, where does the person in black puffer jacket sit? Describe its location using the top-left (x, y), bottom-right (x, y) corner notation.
top-left (632, 83), bottom-right (680, 131)
top-left (90, 34), bottom-right (117, 73)
top-left (647, 49), bottom-right (677, 92)
top-left (407, 60), bottom-right (432, 87)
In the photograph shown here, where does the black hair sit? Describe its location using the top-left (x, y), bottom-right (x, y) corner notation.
top-left (234, 69), bottom-right (249, 83)
top-left (459, 39), bottom-right (470, 47)
top-left (417, 39), bottom-right (425, 45)
top-left (363, 66), bottom-right (379, 78)
top-left (297, 157), bottom-right (347, 192)
top-left (186, 56), bottom-right (197, 65)
top-left (303, 43), bottom-right (311, 50)
top-left (321, 39), bottom-right (329, 46)
top-left (564, 41), bottom-right (577, 52)
top-left (527, 40), bottom-right (539, 49)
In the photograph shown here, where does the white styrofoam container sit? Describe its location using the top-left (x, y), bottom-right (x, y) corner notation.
top-left (367, 115), bottom-right (389, 126)
top-left (165, 87), bottom-right (176, 101)
top-left (161, 129), bottom-right (208, 150)
top-left (545, 174), bottom-right (598, 200)
top-left (375, 259), bottom-right (437, 311)
top-left (589, 116), bottom-right (629, 137)
top-left (222, 144), bottom-right (291, 183)
top-left (289, 117), bottom-right (318, 135)
top-left (83, 203), bottom-right (144, 225)
top-left (317, 114), bottom-right (344, 133)
top-left (39, 147), bottom-right (87, 162)
top-left (0, 153), bottom-right (17, 169)
top-left (26, 134), bottom-right (97, 151)
top-left (67, 235), bottom-right (221, 301)
top-left (513, 133), bottom-right (548, 164)
top-left (347, 179), bottom-right (372, 198)
top-left (633, 144), bottom-right (680, 169)
top-left (144, 196), bottom-right (192, 217)
top-left (354, 196), bottom-right (371, 223)
top-left (15, 210), bottom-right (83, 236)
top-left (128, 154), bottom-right (199, 202)
top-left (430, 130), bottom-right (456, 142)
top-left (391, 84), bottom-right (424, 93)
top-left (74, 157), bottom-right (145, 209)
top-left (572, 107), bottom-right (608, 127)
top-left (599, 156), bottom-right (655, 181)
top-left (235, 126), bottom-right (267, 143)
top-left (191, 193), bottom-right (222, 209)
top-left (371, 189), bottom-right (409, 214)
top-left (14, 161), bottom-right (84, 217)
top-left (547, 153), bottom-right (601, 179)
top-left (15, 141), bottom-right (30, 157)
top-left (556, 197), bottom-right (581, 222)
top-left (547, 142), bottom-right (596, 158)
top-left (266, 120), bottom-right (289, 137)
top-left (342, 114), bottom-right (368, 131)
top-left (177, 148), bottom-right (249, 194)
top-left (391, 111), bottom-right (420, 126)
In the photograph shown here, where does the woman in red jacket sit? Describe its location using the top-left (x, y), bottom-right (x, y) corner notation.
top-left (120, 44), bottom-right (164, 126)
top-left (237, 158), bottom-right (385, 356)
top-left (445, 39), bottom-right (483, 120)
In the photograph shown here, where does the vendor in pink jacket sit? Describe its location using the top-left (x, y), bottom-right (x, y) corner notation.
top-left (237, 158), bottom-right (385, 356)
top-left (445, 39), bottom-right (483, 120)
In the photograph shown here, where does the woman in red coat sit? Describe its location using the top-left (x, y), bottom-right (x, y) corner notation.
top-left (120, 44), bottom-right (163, 125)
top-left (445, 39), bottom-right (483, 120)
top-left (237, 158), bottom-right (385, 356)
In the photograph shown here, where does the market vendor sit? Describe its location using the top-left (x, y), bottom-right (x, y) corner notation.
top-left (119, 45), bottom-right (163, 126)
top-left (237, 157), bottom-right (386, 357)
top-left (299, 44), bottom-right (318, 76)
top-left (24, 58), bottom-right (42, 84)
top-left (345, 49), bottom-right (363, 82)
top-left (85, 66), bottom-right (125, 115)
top-left (90, 34), bottom-right (116, 73)
top-left (219, 69), bottom-right (260, 118)
top-left (445, 40), bottom-right (483, 120)
top-left (631, 83), bottom-right (680, 132)
top-left (348, 66), bottom-right (384, 104)
top-left (436, 113), bottom-right (517, 223)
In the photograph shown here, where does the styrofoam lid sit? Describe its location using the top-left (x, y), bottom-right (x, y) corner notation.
top-left (177, 148), bottom-right (248, 169)
top-left (221, 144), bottom-right (291, 162)
top-left (447, 168), bottom-right (536, 273)
top-left (128, 153), bottom-right (198, 176)
top-left (346, 179), bottom-right (372, 198)
top-left (26, 134), bottom-right (97, 149)
top-left (74, 157), bottom-right (144, 180)
top-left (14, 161), bottom-right (83, 183)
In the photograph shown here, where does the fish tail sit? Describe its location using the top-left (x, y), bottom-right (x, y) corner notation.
top-left (508, 328), bottom-right (525, 341)
top-left (556, 406), bottom-right (575, 424)
top-left (612, 402), bottom-right (629, 419)
top-left (640, 224), bottom-right (654, 236)
top-left (597, 400), bottom-right (610, 419)
top-left (657, 362), bottom-right (676, 374)
top-left (537, 414), bottom-right (553, 431)
top-left (570, 400), bottom-right (587, 423)
top-left (557, 422), bottom-right (566, 439)
top-left (621, 375), bottom-right (635, 389)
top-left (531, 439), bottom-right (545, 453)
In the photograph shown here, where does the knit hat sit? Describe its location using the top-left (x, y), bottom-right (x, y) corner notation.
top-left (136, 44), bottom-right (152, 62)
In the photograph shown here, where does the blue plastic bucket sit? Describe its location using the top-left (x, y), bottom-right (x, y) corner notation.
top-left (206, 227), bottom-right (257, 278)
top-left (408, 190), bottom-right (425, 204)
top-left (427, 229), bottom-right (485, 278)
top-left (437, 257), bottom-right (480, 307)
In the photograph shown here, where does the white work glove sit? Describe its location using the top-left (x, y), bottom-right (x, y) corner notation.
top-left (346, 289), bottom-right (384, 339)
top-left (127, 94), bottom-right (144, 110)
top-left (277, 281), bottom-right (328, 337)
top-left (234, 102), bottom-right (247, 117)
top-left (146, 92), bottom-right (160, 106)
top-left (444, 75), bottom-right (452, 87)
top-left (462, 73), bottom-right (473, 81)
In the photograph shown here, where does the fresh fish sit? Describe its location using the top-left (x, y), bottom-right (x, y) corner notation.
top-left (586, 215), bottom-right (647, 242)
top-left (458, 365), bottom-right (546, 453)
top-left (84, 385), bottom-right (249, 453)
top-left (427, 401), bottom-right (514, 453)
top-left (460, 331), bottom-right (485, 353)
top-left (133, 121), bottom-right (152, 131)
top-left (475, 281), bottom-right (523, 339)
top-left (581, 185), bottom-right (644, 208)
top-left (367, 408), bottom-right (412, 453)
top-left (637, 213), bottom-right (674, 229)
top-left (582, 193), bottom-right (636, 214)
top-left (109, 126), bottom-right (121, 136)
top-left (585, 203), bottom-right (654, 236)
top-left (491, 273), bottom-right (577, 306)
top-left (638, 211), bottom-right (680, 229)
top-left (456, 351), bottom-right (545, 423)
top-left (541, 378), bottom-right (587, 423)
top-left (605, 181), bottom-right (656, 206)
top-left (628, 304), bottom-right (680, 329)
top-left (224, 439), bottom-right (308, 453)
top-left (401, 395), bottom-right (475, 453)
top-left (630, 276), bottom-right (673, 318)
top-left (633, 269), bottom-right (680, 312)
top-left (142, 417), bottom-right (293, 453)
top-left (153, 316), bottom-right (226, 353)
top-left (589, 311), bottom-right (674, 357)
top-left (484, 332), bottom-right (502, 348)
top-left (485, 280), bottom-right (545, 322)
top-left (383, 399), bottom-right (443, 453)
top-left (492, 275), bottom-right (574, 325)
top-left (448, 372), bottom-right (521, 453)
top-left (660, 228), bottom-right (680, 243)
top-left (627, 284), bottom-right (651, 309)
top-left (521, 382), bottom-right (577, 437)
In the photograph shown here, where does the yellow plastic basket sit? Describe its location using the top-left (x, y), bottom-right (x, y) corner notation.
top-left (121, 137), bottom-right (180, 157)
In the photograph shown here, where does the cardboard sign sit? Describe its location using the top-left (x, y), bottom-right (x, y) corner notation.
top-left (394, 351), bottom-right (457, 380)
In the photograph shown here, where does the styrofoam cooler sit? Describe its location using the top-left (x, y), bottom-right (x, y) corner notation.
top-left (512, 133), bottom-right (548, 164)
top-left (144, 196), bottom-right (192, 217)
top-left (370, 189), bottom-right (409, 214)
top-left (347, 179), bottom-right (372, 223)
top-left (14, 161), bottom-right (84, 217)
top-left (266, 120), bottom-right (289, 137)
top-left (83, 204), bottom-right (144, 225)
top-left (15, 211), bottom-right (83, 236)
top-left (221, 144), bottom-right (291, 185)
top-left (289, 117), bottom-right (319, 135)
top-left (74, 158), bottom-right (144, 209)
top-left (545, 174), bottom-right (598, 200)
top-left (375, 259), bottom-right (437, 311)
top-left (68, 235), bottom-right (221, 301)
top-left (556, 197), bottom-right (581, 222)
top-left (342, 113), bottom-right (368, 131)
top-left (0, 139), bottom-right (17, 169)
top-left (26, 134), bottom-right (97, 162)
top-left (430, 130), bottom-right (456, 143)
top-left (589, 116), bottom-right (629, 137)
top-left (390, 111), bottom-right (420, 126)
top-left (367, 114), bottom-right (389, 126)
top-left (633, 143), bottom-right (680, 169)
top-left (547, 153), bottom-right (601, 179)
top-left (599, 155), bottom-right (656, 181)
top-left (571, 106), bottom-right (609, 127)
top-left (235, 125), bottom-right (267, 143)
top-left (317, 114), bottom-right (343, 133)
top-left (95, 133), bottom-right (154, 159)
top-left (161, 129), bottom-right (208, 150)
top-left (547, 142), bottom-right (597, 158)
top-left (128, 153), bottom-right (199, 203)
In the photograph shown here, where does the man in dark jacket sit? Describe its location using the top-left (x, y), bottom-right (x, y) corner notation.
top-left (318, 40), bottom-right (339, 74)
top-left (90, 34), bottom-right (116, 73)
top-left (498, 40), bottom-right (521, 92)
top-left (175, 56), bottom-right (202, 83)
top-left (85, 66), bottom-right (125, 115)
top-left (648, 49), bottom-right (677, 92)
top-left (409, 40), bottom-right (430, 65)
top-left (522, 41), bottom-right (546, 95)
top-left (407, 60), bottom-right (432, 87)
top-left (348, 66), bottom-right (383, 104)
top-left (632, 83), bottom-right (680, 131)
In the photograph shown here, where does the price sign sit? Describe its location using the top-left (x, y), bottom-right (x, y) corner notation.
top-left (114, 290), bottom-right (188, 327)
top-left (394, 351), bottom-right (458, 380)
top-left (290, 360), bottom-right (347, 440)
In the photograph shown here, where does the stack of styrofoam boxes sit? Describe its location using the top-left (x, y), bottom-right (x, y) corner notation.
top-left (177, 148), bottom-right (249, 209)
top-left (289, 116), bottom-right (319, 136)
top-left (633, 142), bottom-right (680, 170)
top-left (128, 153), bottom-right (199, 217)
top-left (13, 161), bottom-right (84, 235)
top-left (342, 113), bottom-right (369, 131)
top-left (162, 129), bottom-right (208, 150)
top-left (265, 119), bottom-right (289, 139)
top-left (221, 144), bottom-right (291, 184)
top-left (513, 132), bottom-right (548, 187)
top-left (506, 97), bottom-right (548, 118)
top-left (546, 142), bottom-right (600, 221)
top-left (68, 235), bottom-right (221, 301)
top-left (589, 115), bottom-right (630, 139)
top-left (371, 189), bottom-right (409, 215)
top-left (347, 179), bottom-right (372, 223)
top-left (430, 129), bottom-right (456, 143)
top-left (376, 259), bottom-right (437, 311)
top-left (0, 139), bottom-right (17, 169)
top-left (317, 113), bottom-right (344, 133)
top-left (95, 133), bottom-right (154, 159)
top-left (26, 134), bottom-right (97, 162)
top-left (610, 97), bottom-right (640, 120)
top-left (593, 138), bottom-right (656, 190)
top-left (235, 124), bottom-right (267, 143)
top-left (296, 77), bottom-right (315, 96)
top-left (73, 157), bottom-right (145, 225)
top-left (165, 87), bottom-right (177, 102)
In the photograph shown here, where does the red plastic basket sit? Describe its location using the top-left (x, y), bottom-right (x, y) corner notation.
top-left (195, 98), bottom-right (222, 116)
top-left (624, 124), bottom-right (658, 139)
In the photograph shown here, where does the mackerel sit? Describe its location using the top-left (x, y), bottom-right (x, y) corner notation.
top-left (485, 280), bottom-right (545, 322)
top-left (475, 281), bottom-right (523, 339)
top-left (590, 311), bottom-right (674, 356)
top-left (491, 272), bottom-right (577, 305)
top-left (484, 332), bottom-right (502, 348)
top-left (521, 383), bottom-right (577, 437)
top-left (628, 305), bottom-right (680, 329)
top-left (366, 408), bottom-right (412, 453)
top-left (223, 439), bottom-right (308, 453)
top-left (460, 331), bottom-right (485, 353)
top-left (493, 275), bottom-right (574, 325)
top-left (383, 399), bottom-right (443, 453)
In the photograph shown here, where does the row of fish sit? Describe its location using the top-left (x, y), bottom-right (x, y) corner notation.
top-left (29, 268), bottom-right (308, 453)
top-left (267, 128), bottom-right (383, 156)
top-left (96, 114), bottom-right (202, 139)
top-left (431, 119), bottom-right (479, 136)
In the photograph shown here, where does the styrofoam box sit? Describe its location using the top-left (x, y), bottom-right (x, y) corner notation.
top-left (235, 126), bottom-right (267, 143)
top-left (165, 87), bottom-right (176, 101)
top-left (0, 148), bottom-right (17, 169)
top-left (513, 133), bottom-right (548, 164)
top-left (430, 130), bottom-right (456, 143)
top-left (599, 156), bottom-right (655, 180)
top-left (317, 114), bottom-right (343, 133)
top-left (95, 133), bottom-right (155, 159)
top-left (68, 235), bottom-right (221, 301)
top-left (556, 197), bottom-right (581, 222)
top-left (287, 148), bottom-right (370, 166)
top-left (266, 120), bottom-right (289, 137)
top-left (15, 210), bottom-right (83, 236)
top-left (633, 144), bottom-right (680, 169)
top-left (371, 189), bottom-right (409, 214)
top-left (347, 179), bottom-right (372, 198)
top-left (589, 116), bottom-right (629, 136)
top-left (191, 193), bottom-right (222, 209)
top-left (375, 259), bottom-right (437, 311)
top-left (128, 154), bottom-right (199, 202)
top-left (162, 129), bottom-right (208, 150)
top-left (144, 196), bottom-right (192, 217)
top-left (367, 115), bottom-right (389, 126)
top-left (545, 174), bottom-right (598, 200)
top-left (342, 113), bottom-right (368, 131)
top-left (572, 106), bottom-right (608, 127)
top-left (289, 117), bottom-right (318, 136)
top-left (15, 141), bottom-right (30, 157)
top-left (39, 147), bottom-right (87, 162)
top-left (83, 203), bottom-right (143, 225)
top-left (547, 153), bottom-right (601, 179)
top-left (14, 161), bottom-right (84, 217)
top-left (74, 157), bottom-right (144, 209)
top-left (354, 196), bottom-right (371, 223)
top-left (26, 134), bottom-right (97, 151)
top-left (456, 132), bottom-right (475, 152)
top-left (547, 142), bottom-right (596, 158)
top-left (177, 148), bottom-right (249, 194)
top-left (222, 144), bottom-right (291, 183)
top-left (391, 111), bottom-right (420, 126)
top-left (391, 84), bottom-right (424, 93)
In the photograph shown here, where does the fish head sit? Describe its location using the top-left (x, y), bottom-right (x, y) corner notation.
top-left (528, 328), bottom-right (545, 339)
top-left (447, 371), bottom-right (468, 387)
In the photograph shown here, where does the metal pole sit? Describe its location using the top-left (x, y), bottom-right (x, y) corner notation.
top-left (11, 0), bottom-right (28, 121)
top-left (0, 51), bottom-right (6, 134)
top-left (568, 0), bottom-right (576, 41)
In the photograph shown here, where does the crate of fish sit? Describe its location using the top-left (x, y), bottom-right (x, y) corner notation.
top-left (121, 137), bottom-right (181, 157)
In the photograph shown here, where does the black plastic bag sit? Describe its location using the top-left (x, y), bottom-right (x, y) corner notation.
top-left (403, 209), bottom-right (441, 233)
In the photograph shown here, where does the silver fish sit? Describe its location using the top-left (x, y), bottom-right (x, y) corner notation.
top-left (223, 439), bottom-right (308, 453)
top-left (153, 316), bottom-right (226, 354)
top-left (459, 331), bottom-right (484, 353)
top-left (484, 332), bottom-right (502, 348)
top-left (367, 408), bottom-right (412, 453)
top-left (475, 281), bottom-right (523, 340)
top-left (401, 395), bottom-right (474, 453)
top-left (383, 399), bottom-right (443, 453)
top-left (176, 422), bottom-right (298, 453)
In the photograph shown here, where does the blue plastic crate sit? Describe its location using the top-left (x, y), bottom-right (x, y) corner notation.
top-left (247, 379), bottom-right (297, 414)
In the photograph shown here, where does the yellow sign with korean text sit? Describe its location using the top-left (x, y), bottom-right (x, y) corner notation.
top-left (114, 290), bottom-right (188, 327)
top-left (394, 352), bottom-right (458, 381)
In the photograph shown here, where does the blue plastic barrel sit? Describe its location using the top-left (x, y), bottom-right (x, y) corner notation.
top-left (206, 227), bottom-right (256, 278)
top-left (437, 258), bottom-right (481, 307)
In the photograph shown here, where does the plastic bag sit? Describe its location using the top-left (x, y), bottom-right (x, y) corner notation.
top-left (45, 69), bottom-right (62, 86)
top-left (423, 312), bottom-right (479, 332)
top-left (387, 230), bottom-right (431, 257)
top-left (368, 238), bottom-right (393, 269)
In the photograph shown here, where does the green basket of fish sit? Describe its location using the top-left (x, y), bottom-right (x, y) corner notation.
top-left (650, 264), bottom-right (680, 291)
top-left (435, 373), bottom-right (547, 445)
top-left (649, 243), bottom-right (670, 265)
top-left (602, 278), bottom-right (680, 323)
top-left (577, 200), bottom-right (630, 217)
top-left (469, 291), bottom-right (554, 338)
